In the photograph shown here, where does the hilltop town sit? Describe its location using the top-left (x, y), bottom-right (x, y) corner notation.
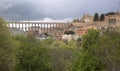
top-left (8, 12), bottom-right (120, 41)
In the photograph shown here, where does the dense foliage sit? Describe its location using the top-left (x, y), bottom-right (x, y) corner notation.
top-left (14, 35), bottom-right (52, 71)
top-left (72, 29), bottom-right (105, 71)
top-left (72, 29), bottom-right (120, 71)
top-left (0, 18), bottom-right (16, 71)
top-left (100, 14), bottom-right (105, 21)
top-left (64, 30), bottom-right (75, 35)
top-left (106, 12), bottom-right (116, 16)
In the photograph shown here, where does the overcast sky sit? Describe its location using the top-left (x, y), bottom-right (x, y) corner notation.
top-left (0, 0), bottom-right (119, 21)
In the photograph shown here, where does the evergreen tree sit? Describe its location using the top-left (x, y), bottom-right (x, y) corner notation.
top-left (100, 14), bottom-right (105, 21)
top-left (94, 13), bottom-right (99, 22)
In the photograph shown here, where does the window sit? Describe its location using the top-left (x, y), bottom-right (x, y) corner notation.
top-left (108, 19), bottom-right (116, 24)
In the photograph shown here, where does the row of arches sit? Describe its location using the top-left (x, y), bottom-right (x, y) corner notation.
top-left (8, 22), bottom-right (70, 34)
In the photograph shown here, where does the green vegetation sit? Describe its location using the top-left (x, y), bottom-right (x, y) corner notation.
top-left (106, 12), bottom-right (116, 16)
top-left (82, 29), bottom-right (100, 48)
top-left (14, 35), bottom-right (52, 71)
top-left (72, 29), bottom-right (120, 71)
top-left (0, 18), bottom-right (120, 71)
top-left (94, 13), bottom-right (99, 22)
top-left (72, 29), bottom-right (105, 71)
top-left (100, 14), bottom-right (105, 21)
top-left (72, 18), bottom-right (80, 22)
top-left (64, 30), bottom-right (75, 35)
top-left (0, 18), bottom-right (16, 71)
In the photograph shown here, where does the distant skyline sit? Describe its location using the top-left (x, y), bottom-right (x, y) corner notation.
top-left (0, 0), bottom-right (120, 21)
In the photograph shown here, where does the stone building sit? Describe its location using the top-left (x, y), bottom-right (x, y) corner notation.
top-left (63, 12), bottom-right (120, 40)
top-left (80, 14), bottom-right (94, 24)
top-left (104, 12), bottom-right (120, 28)
top-left (76, 28), bottom-right (87, 36)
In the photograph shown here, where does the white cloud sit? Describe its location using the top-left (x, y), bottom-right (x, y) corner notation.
top-left (0, 0), bottom-right (12, 11)
top-left (43, 17), bottom-right (73, 22)
top-left (2, 4), bottom-right (12, 10)
top-left (43, 17), bottom-right (54, 22)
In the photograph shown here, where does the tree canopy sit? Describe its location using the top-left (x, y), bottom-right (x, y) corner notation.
top-left (100, 14), bottom-right (105, 21)
top-left (14, 35), bottom-right (52, 71)
top-left (0, 18), bottom-right (16, 71)
top-left (94, 13), bottom-right (99, 22)
top-left (72, 18), bottom-right (79, 22)
top-left (64, 30), bottom-right (75, 35)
